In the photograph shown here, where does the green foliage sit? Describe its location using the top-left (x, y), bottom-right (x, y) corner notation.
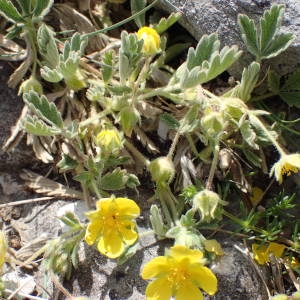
top-left (171, 34), bottom-right (242, 89)
top-left (23, 91), bottom-right (64, 128)
top-left (238, 5), bottom-right (294, 61)
top-left (154, 12), bottom-right (182, 34)
top-left (37, 24), bottom-right (60, 68)
top-left (22, 115), bottom-right (61, 136)
top-left (131, 0), bottom-right (146, 28)
top-left (0, 0), bottom-right (23, 23)
top-left (225, 62), bottom-right (260, 102)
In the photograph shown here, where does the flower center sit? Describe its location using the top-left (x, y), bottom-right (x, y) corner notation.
top-left (168, 267), bottom-right (190, 285)
top-left (282, 163), bottom-right (299, 176)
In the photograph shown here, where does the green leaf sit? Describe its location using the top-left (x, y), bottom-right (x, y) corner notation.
top-left (15, 0), bottom-right (31, 15)
top-left (261, 32), bottom-right (294, 60)
top-left (187, 34), bottom-right (220, 70)
top-left (160, 113), bottom-right (180, 130)
top-left (102, 50), bottom-right (114, 83)
top-left (58, 212), bottom-right (81, 228)
top-left (33, 0), bottom-right (54, 18)
top-left (154, 12), bottom-right (181, 34)
top-left (100, 168), bottom-right (127, 190)
top-left (57, 154), bottom-right (78, 172)
top-left (179, 104), bottom-right (200, 133)
top-left (226, 62), bottom-right (260, 102)
top-left (0, 0), bottom-right (23, 23)
top-left (238, 5), bottom-right (295, 61)
top-left (278, 69), bottom-right (300, 107)
top-left (23, 115), bottom-right (61, 136)
top-left (239, 119), bottom-right (258, 149)
top-left (73, 171), bottom-right (92, 185)
top-left (131, 0), bottom-right (146, 28)
top-left (164, 42), bottom-right (191, 63)
top-left (259, 5), bottom-right (284, 54)
top-left (41, 66), bottom-right (63, 83)
top-left (238, 14), bottom-right (259, 58)
top-left (23, 91), bottom-right (64, 128)
top-left (126, 174), bottom-right (140, 189)
top-left (242, 148), bottom-right (262, 167)
top-left (37, 24), bottom-right (59, 68)
top-left (279, 91), bottom-right (300, 108)
top-left (267, 70), bottom-right (280, 94)
top-left (282, 69), bottom-right (300, 90)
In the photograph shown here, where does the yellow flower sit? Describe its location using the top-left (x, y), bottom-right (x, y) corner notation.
top-left (252, 242), bottom-right (285, 265)
top-left (204, 239), bottom-right (224, 256)
top-left (137, 27), bottom-right (161, 55)
top-left (141, 245), bottom-right (218, 300)
top-left (0, 230), bottom-right (7, 271)
top-left (85, 197), bottom-right (140, 258)
top-left (95, 128), bottom-right (123, 154)
top-left (270, 153), bottom-right (300, 184)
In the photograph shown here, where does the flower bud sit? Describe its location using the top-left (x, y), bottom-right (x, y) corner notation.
top-left (222, 97), bottom-right (247, 120)
top-left (65, 69), bottom-right (87, 91)
top-left (137, 27), bottom-right (161, 56)
top-left (201, 112), bottom-right (224, 137)
top-left (192, 190), bottom-right (223, 223)
top-left (95, 128), bottom-right (123, 154)
top-left (149, 156), bottom-right (175, 184)
top-left (119, 106), bottom-right (140, 137)
top-left (18, 76), bottom-right (43, 95)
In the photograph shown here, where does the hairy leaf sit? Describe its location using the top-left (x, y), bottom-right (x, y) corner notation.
top-left (226, 62), bottom-right (260, 102)
top-left (160, 113), bottom-right (180, 130)
top-left (187, 34), bottom-right (220, 70)
top-left (0, 0), bottom-right (23, 23)
top-left (260, 4), bottom-right (284, 53)
top-left (37, 24), bottom-right (59, 68)
top-left (23, 91), bottom-right (64, 128)
top-left (100, 168), bottom-right (127, 190)
top-left (102, 50), bottom-right (114, 83)
top-left (131, 0), bottom-right (146, 28)
top-left (41, 66), bottom-right (63, 83)
top-left (154, 12), bottom-right (181, 34)
top-left (238, 14), bottom-right (259, 57)
top-left (279, 92), bottom-right (300, 108)
top-left (33, 0), bottom-right (54, 18)
top-left (23, 115), bottom-right (61, 136)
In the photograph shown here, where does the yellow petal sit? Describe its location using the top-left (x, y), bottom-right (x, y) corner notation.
top-left (169, 245), bottom-right (203, 263)
top-left (189, 265), bottom-right (218, 295)
top-left (285, 153), bottom-right (300, 167)
top-left (85, 220), bottom-right (103, 245)
top-left (145, 277), bottom-right (172, 300)
top-left (252, 243), bottom-right (269, 265)
top-left (119, 223), bottom-right (138, 245)
top-left (97, 232), bottom-right (124, 258)
top-left (141, 256), bottom-right (170, 279)
top-left (203, 239), bottom-right (224, 256)
top-left (115, 198), bottom-right (140, 217)
top-left (267, 242), bottom-right (285, 258)
top-left (176, 281), bottom-right (203, 300)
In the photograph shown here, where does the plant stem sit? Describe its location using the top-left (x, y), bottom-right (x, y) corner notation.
top-left (248, 112), bottom-right (286, 156)
top-left (167, 130), bottom-right (180, 159)
top-left (206, 143), bottom-right (220, 190)
top-left (79, 109), bottom-right (110, 127)
top-left (250, 92), bottom-right (276, 102)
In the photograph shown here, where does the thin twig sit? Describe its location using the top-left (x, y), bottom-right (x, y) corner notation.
top-left (0, 197), bottom-right (54, 208)
top-left (5, 288), bottom-right (49, 300)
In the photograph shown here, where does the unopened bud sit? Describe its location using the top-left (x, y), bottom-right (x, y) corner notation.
top-left (95, 128), bottom-right (123, 154)
top-left (192, 190), bottom-right (223, 223)
top-left (149, 156), bottom-right (175, 184)
top-left (137, 27), bottom-right (161, 56)
top-left (19, 76), bottom-right (43, 95)
top-left (222, 97), bottom-right (247, 120)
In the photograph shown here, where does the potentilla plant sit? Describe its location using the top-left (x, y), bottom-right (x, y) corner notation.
top-left (0, 0), bottom-right (299, 299)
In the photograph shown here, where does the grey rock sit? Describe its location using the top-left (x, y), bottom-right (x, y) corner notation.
top-left (158, 0), bottom-right (300, 77)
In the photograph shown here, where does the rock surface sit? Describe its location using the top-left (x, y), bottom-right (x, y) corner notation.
top-left (158, 0), bottom-right (300, 77)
